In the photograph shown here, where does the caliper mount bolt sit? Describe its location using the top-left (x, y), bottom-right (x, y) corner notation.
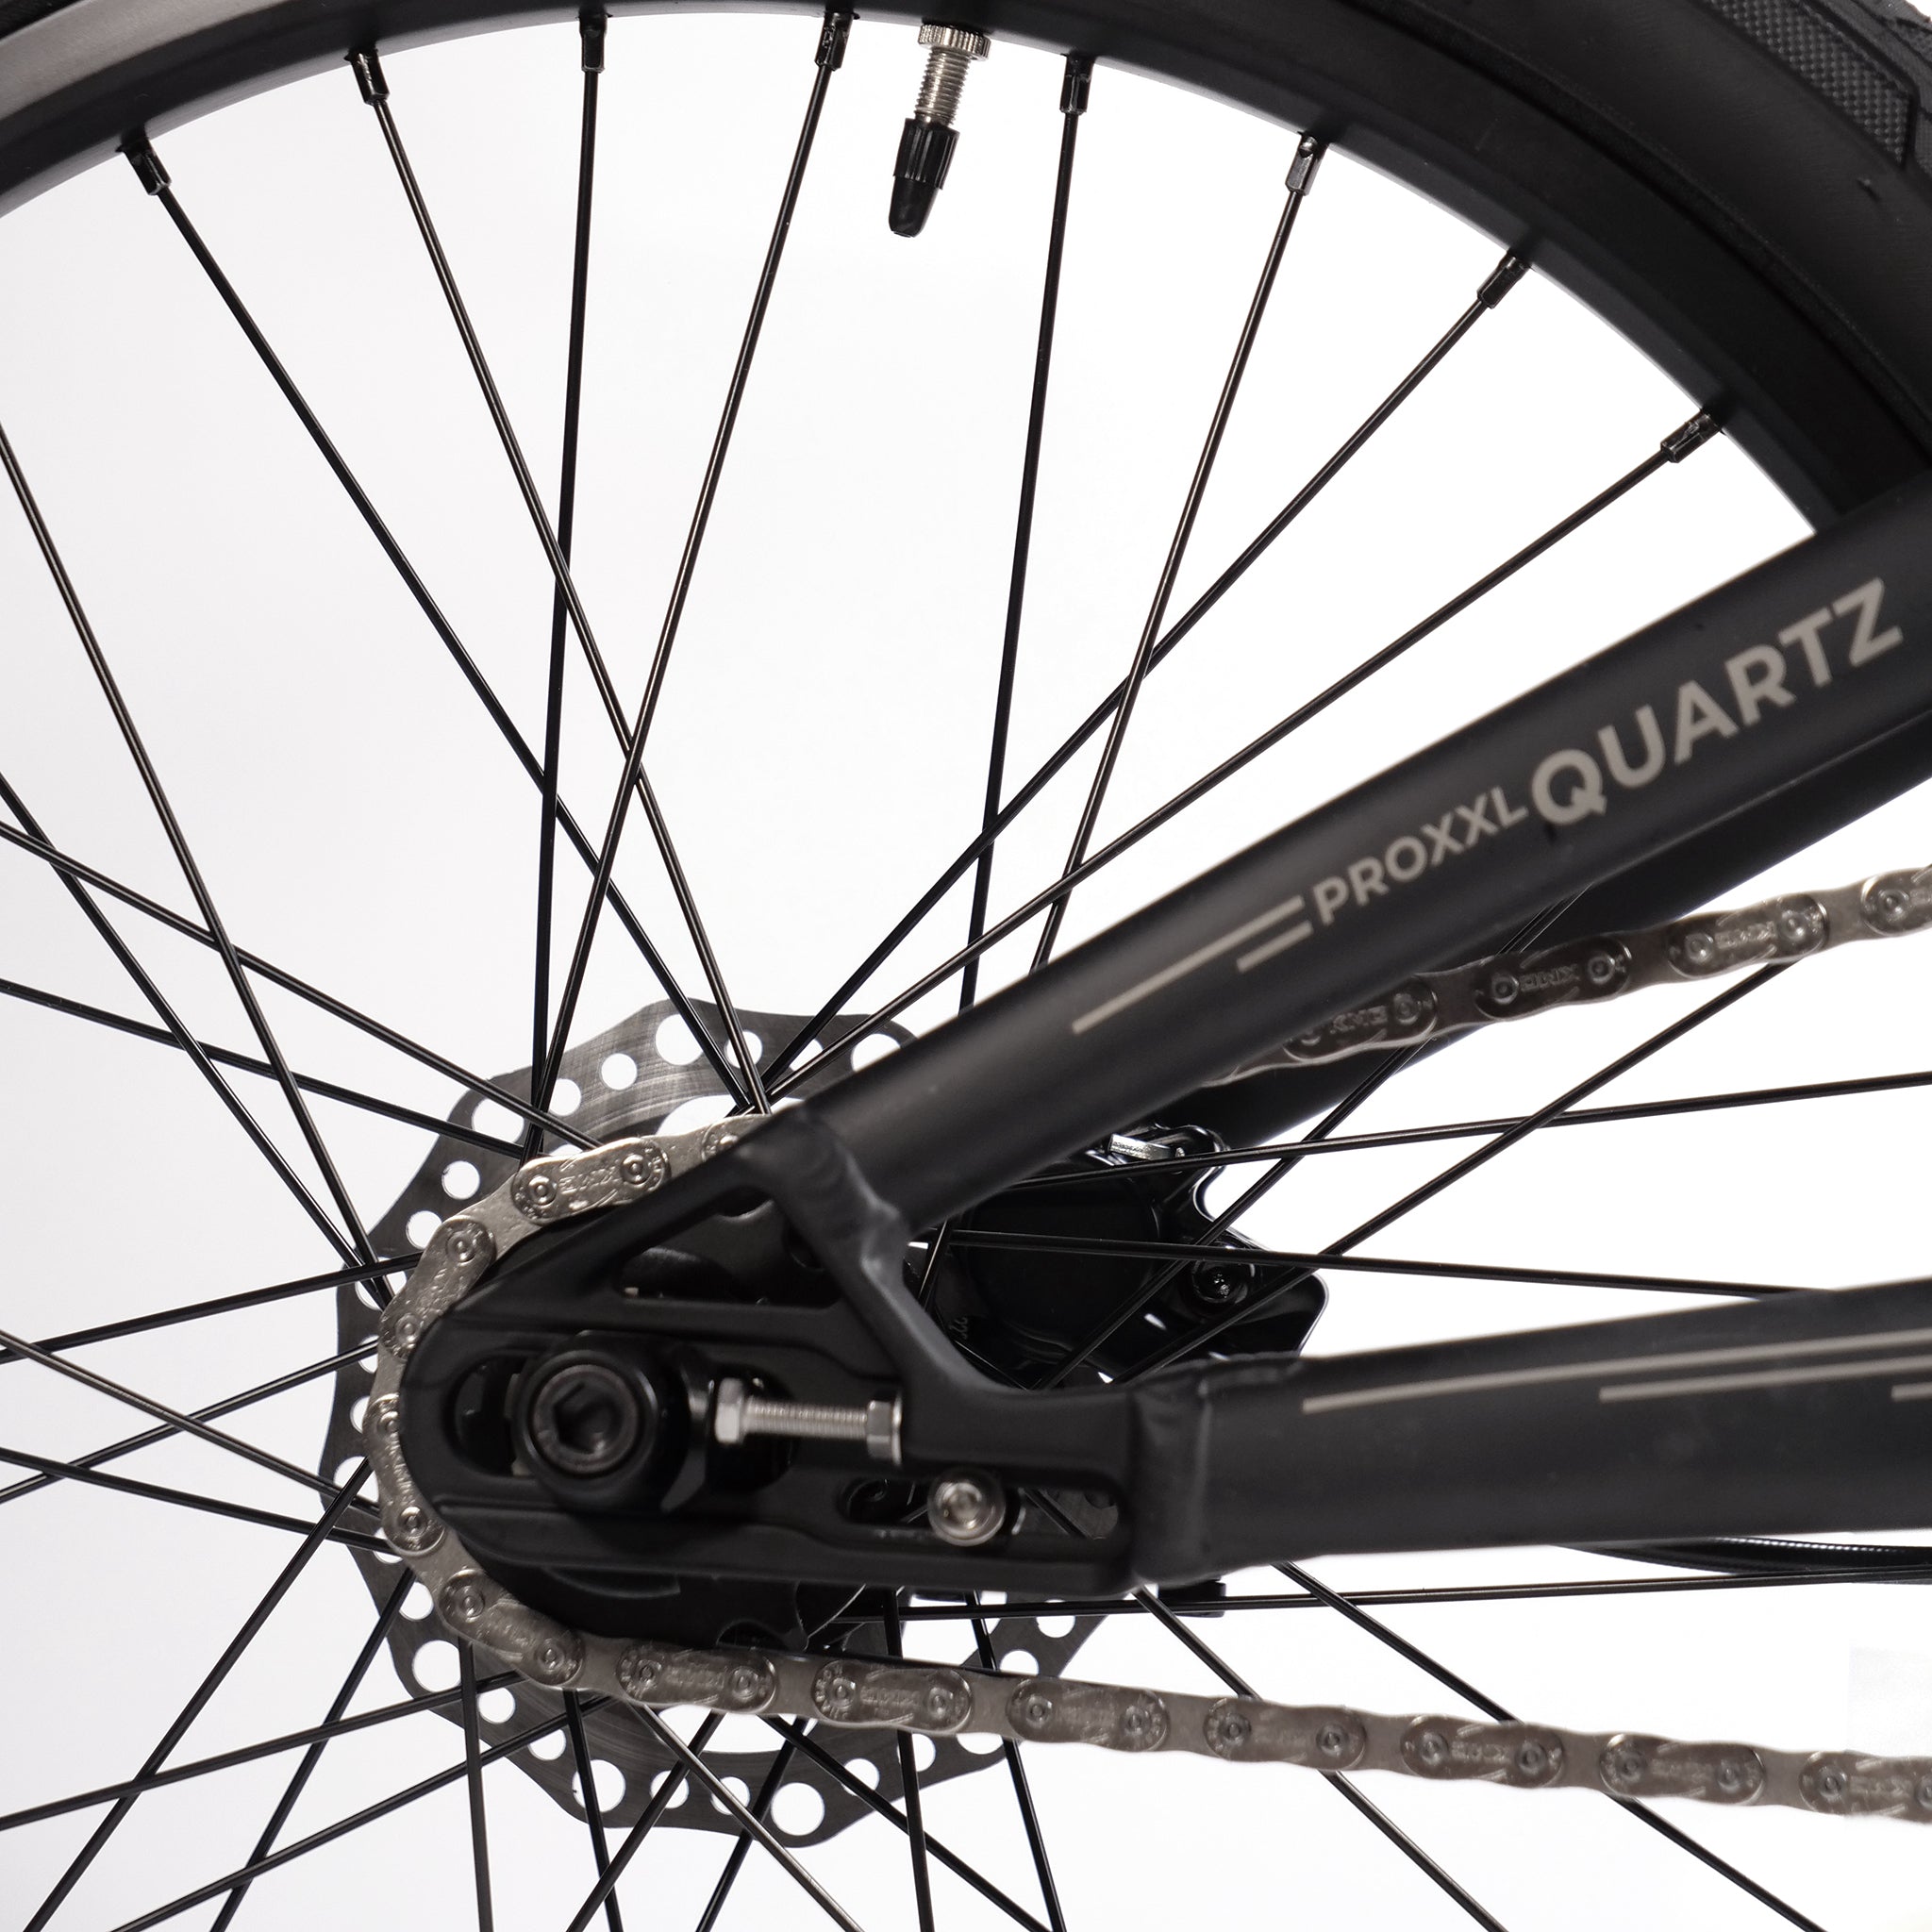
top-left (891, 22), bottom-right (991, 236)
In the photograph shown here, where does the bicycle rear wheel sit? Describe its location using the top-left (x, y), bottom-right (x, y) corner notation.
top-left (4, 2), bottom-right (1932, 1927)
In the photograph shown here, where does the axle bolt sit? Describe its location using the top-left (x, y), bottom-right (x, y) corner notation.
top-left (891, 22), bottom-right (991, 237)
top-left (927, 1468), bottom-right (1007, 1545)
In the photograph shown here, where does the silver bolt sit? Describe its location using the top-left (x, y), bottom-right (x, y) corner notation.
top-left (926, 1470), bottom-right (1006, 1546)
top-left (712, 1376), bottom-right (901, 1464)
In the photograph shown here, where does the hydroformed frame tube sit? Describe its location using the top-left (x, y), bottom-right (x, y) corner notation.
top-left (814, 471), bottom-right (1932, 1229)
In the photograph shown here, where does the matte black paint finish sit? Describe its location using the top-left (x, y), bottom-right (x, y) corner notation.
top-left (816, 470), bottom-right (1932, 1229)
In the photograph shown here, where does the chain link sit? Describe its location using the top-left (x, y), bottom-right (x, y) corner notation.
top-left (365, 860), bottom-right (1932, 1824)
top-left (1212, 862), bottom-right (1932, 1077)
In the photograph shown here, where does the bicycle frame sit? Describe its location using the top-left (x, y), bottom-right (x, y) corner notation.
top-left (410, 467), bottom-right (1932, 1598)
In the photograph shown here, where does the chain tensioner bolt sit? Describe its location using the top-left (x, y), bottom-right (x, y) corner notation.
top-left (711, 1375), bottom-right (901, 1463)
top-left (891, 22), bottom-right (991, 237)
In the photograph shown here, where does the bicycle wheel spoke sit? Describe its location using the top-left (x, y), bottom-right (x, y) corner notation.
top-left (207, 1573), bottom-right (411, 1932)
top-left (0, 775), bottom-right (360, 1265)
top-left (0, 974), bottom-right (522, 1158)
top-left (0, 1258), bottom-right (406, 1369)
top-left (1122, 1563), bottom-right (1507, 1929)
top-left (1031, 135), bottom-right (1324, 970)
top-left (950, 1229), bottom-right (1795, 1299)
top-left (529, 15), bottom-right (608, 1157)
top-left (772, 419), bottom-right (1707, 1096)
top-left (769, 1722), bottom-right (1051, 1932)
top-left (0, 816), bottom-right (589, 1148)
top-left (564, 1690), bottom-right (625, 1932)
top-left (539, 11), bottom-right (855, 1122)
top-left (1278, 1561), bottom-right (1828, 1932)
top-left (0, 1668), bottom-right (518, 1836)
top-left (561, 1711), bottom-right (728, 1932)
top-left (767, 247), bottom-right (1525, 1079)
top-left (0, 1325), bottom-right (373, 1507)
top-left (970, 1609), bottom-right (1067, 1932)
top-left (0, 1441), bottom-right (382, 1550)
top-left (1, 419), bottom-right (382, 1273)
top-left (0, 1342), bottom-right (376, 1510)
top-left (960, 54), bottom-right (1091, 1011)
top-left (25, 1465), bottom-right (372, 1932)
top-left (106, 1702), bottom-right (593, 1932)
top-left (1010, 1062), bottom-right (1932, 1182)
top-left (460, 1645), bottom-right (497, 1932)
top-left (1133, 966), bottom-right (1785, 1374)
top-left (881, 1564), bottom-right (1932, 1624)
top-left (127, 138), bottom-right (750, 1115)
top-left (693, 1732), bottom-right (799, 1932)
top-left (882, 1600), bottom-right (936, 1932)
top-left (628, 1704), bottom-right (866, 1932)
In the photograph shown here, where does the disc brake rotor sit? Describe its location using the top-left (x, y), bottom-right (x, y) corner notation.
top-left (321, 998), bottom-right (1102, 1843)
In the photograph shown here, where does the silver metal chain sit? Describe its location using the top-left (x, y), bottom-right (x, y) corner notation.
top-left (1212, 861), bottom-right (1932, 1077)
top-left (366, 862), bottom-right (1932, 1827)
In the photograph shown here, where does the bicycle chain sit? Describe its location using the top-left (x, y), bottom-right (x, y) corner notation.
top-left (367, 862), bottom-right (1932, 1826)
top-left (1213, 862), bottom-right (1932, 1076)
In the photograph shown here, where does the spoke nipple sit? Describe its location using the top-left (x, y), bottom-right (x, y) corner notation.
top-left (1661, 409), bottom-right (1722, 461)
top-left (1477, 252), bottom-right (1528, 308)
top-left (124, 139), bottom-right (170, 196)
top-left (818, 8), bottom-right (854, 71)
top-left (1060, 51), bottom-right (1094, 118)
top-left (350, 48), bottom-right (390, 106)
top-left (1285, 131), bottom-right (1324, 195)
top-left (891, 22), bottom-right (991, 237)
top-left (579, 9), bottom-right (608, 74)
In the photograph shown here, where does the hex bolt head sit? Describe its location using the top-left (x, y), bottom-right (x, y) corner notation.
top-left (926, 1469), bottom-right (1007, 1545)
top-left (525, 1357), bottom-right (647, 1478)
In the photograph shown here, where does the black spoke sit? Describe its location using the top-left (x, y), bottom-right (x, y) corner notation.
top-left (0, 1667), bottom-right (516, 1836)
top-left (0, 1439), bottom-right (383, 1551)
top-left (0, 774), bottom-right (358, 1264)
top-left (26, 1466), bottom-right (372, 1932)
top-left (883, 1600), bottom-right (937, 1932)
top-left (0, 419), bottom-right (381, 1274)
top-left (538, 10), bottom-right (853, 1123)
top-left (0, 1331), bottom-right (378, 1510)
top-left (345, 42), bottom-right (770, 1119)
top-left (561, 1711), bottom-right (727, 1932)
top-left (876, 1563), bottom-right (1932, 1624)
top-left (970, 1609), bottom-right (1067, 1932)
top-left (1133, 966), bottom-right (1785, 1375)
top-left (207, 1574), bottom-right (411, 1931)
top-left (460, 1645), bottom-right (497, 1932)
top-left (1111, 1557), bottom-right (1506, 1931)
top-left (1008, 1061), bottom-right (1932, 1183)
top-left (106, 1702), bottom-right (596, 1932)
top-left (564, 1690), bottom-right (625, 1932)
top-left (528, 14), bottom-right (608, 1158)
top-left (693, 1732), bottom-right (800, 1932)
top-left (960, 54), bottom-right (1091, 1010)
top-left (125, 138), bottom-right (750, 1116)
top-left (1278, 1562), bottom-right (1828, 1932)
top-left (0, 1255), bottom-right (407, 1368)
top-left (771, 1722), bottom-right (1051, 1932)
top-left (0, 974), bottom-right (522, 1158)
top-left (766, 249), bottom-right (1524, 1080)
top-left (951, 1228), bottom-right (1795, 1300)
top-left (627, 1704), bottom-right (864, 1932)
top-left (771, 425), bottom-right (1699, 1096)
top-left (0, 816), bottom-right (590, 1147)
top-left (1031, 136), bottom-right (1324, 970)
